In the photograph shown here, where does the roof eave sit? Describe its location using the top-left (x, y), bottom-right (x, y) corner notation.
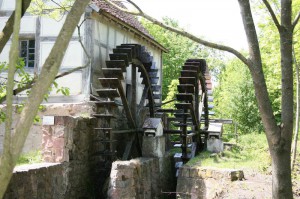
top-left (94, 10), bottom-right (168, 53)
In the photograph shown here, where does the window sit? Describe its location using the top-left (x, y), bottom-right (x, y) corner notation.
top-left (19, 40), bottom-right (35, 68)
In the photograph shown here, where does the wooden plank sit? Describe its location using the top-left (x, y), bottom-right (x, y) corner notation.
top-left (96, 89), bottom-right (119, 98)
top-left (181, 70), bottom-right (198, 78)
top-left (176, 93), bottom-right (194, 102)
top-left (113, 48), bottom-right (132, 62)
top-left (109, 53), bottom-right (129, 66)
top-left (102, 68), bottom-right (124, 80)
top-left (179, 77), bottom-right (196, 85)
top-left (98, 78), bottom-right (119, 88)
top-left (106, 60), bottom-right (126, 72)
top-left (177, 84), bottom-right (194, 93)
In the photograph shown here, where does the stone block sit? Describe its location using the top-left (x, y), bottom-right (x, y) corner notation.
top-left (142, 136), bottom-right (165, 158)
top-left (207, 137), bottom-right (224, 153)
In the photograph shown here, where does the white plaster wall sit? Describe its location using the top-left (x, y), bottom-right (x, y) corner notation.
top-left (20, 16), bottom-right (36, 33)
top-left (0, 42), bottom-right (10, 62)
top-left (0, 17), bottom-right (9, 30)
top-left (41, 15), bottom-right (84, 37)
top-left (39, 40), bottom-right (83, 95)
top-left (0, 16), bottom-right (36, 33)
top-left (50, 72), bottom-right (82, 95)
top-left (1, 0), bottom-right (15, 10)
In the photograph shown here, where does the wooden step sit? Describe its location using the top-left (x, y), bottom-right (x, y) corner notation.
top-left (106, 60), bottom-right (126, 72)
top-left (182, 65), bottom-right (199, 73)
top-left (94, 101), bottom-right (117, 108)
top-left (177, 84), bottom-right (194, 93)
top-left (109, 53), bottom-right (129, 66)
top-left (96, 89), bottom-right (119, 98)
top-left (98, 78), bottom-right (119, 88)
top-left (179, 77), bottom-right (196, 85)
top-left (120, 44), bottom-right (140, 57)
top-left (156, 108), bottom-right (176, 113)
top-left (93, 114), bottom-right (115, 119)
top-left (151, 85), bottom-right (161, 92)
top-left (176, 93), bottom-right (194, 102)
top-left (113, 48), bottom-right (132, 62)
top-left (146, 93), bottom-right (160, 99)
top-left (181, 70), bottom-right (198, 78)
top-left (102, 68), bottom-right (124, 80)
top-left (142, 77), bottom-right (159, 84)
top-left (175, 103), bottom-right (193, 110)
top-left (174, 112), bottom-right (191, 118)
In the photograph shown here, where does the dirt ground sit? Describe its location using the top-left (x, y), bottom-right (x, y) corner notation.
top-left (217, 169), bottom-right (300, 199)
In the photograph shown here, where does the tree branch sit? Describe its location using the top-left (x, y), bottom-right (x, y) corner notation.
top-left (103, 0), bottom-right (250, 66)
top-left (4, 0), bottom-right (22, 158)
top-left (262, 0), bottom-right (281, 31)
top-left (0, 65), bottom-right (88, 104)
top-left (293, 11), bottom-right (300, 31)
top-left (0, 0), bottom-right (32, 54)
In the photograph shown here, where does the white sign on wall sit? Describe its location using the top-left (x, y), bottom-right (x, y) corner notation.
top-left (43, 116), bottom-right (55, 125)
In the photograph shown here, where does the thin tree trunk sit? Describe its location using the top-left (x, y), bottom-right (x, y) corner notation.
top-left (0, 0), bottom-right (22, 197)
top-left (0, 0), bottom-right (90, 197)
top-left (291, 48), bottom-right (299, 171)
top-left (270, 0), bottom-right (294, 198)
top-left (238, 0), bottom-right (293, 198)
top-left (0, 0), bottom-right (32, 54)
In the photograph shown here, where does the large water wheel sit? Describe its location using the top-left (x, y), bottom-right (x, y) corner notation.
top-left (161, 59), bottom-right (212, 166)
top-left (91, 44), bottom-right (160, 197)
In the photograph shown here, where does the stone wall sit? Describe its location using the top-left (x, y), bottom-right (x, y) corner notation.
top-left (4, 163), bottom-right (67, 199)
top-left (4, 116), bottom-right (97, 199)
top-left (0, 103), bottom-right (95, 154)
top-left (108, 157), bottom-right (176, 199)
top-left (176, 166), bottom-right (244, 199)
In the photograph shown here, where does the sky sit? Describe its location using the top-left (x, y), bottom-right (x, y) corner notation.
top-left (130, 0), bottom-right (248, 50)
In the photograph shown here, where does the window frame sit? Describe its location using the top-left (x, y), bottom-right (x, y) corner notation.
top-left (19, 38), bottom-right (36, 69)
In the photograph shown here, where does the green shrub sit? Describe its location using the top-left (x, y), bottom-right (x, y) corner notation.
top-left (17, 150), bottom-right (43, 165)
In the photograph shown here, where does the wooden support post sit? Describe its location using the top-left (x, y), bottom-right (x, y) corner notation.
top-left (131, 64), bottom-right (137, 122)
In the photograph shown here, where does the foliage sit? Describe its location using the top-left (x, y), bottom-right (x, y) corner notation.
top-left (162, 79), bottom-right (178, 109)
top-left (214, 58), bottom-right (263, 134)
top-left (17, 150), bottom-right (43, 165)
top-left (187, 133), bottom-right (271, 173)
top-left (141, 17), bottom-right (225, 100)
top-left (28, 0), bottom-right (75, 20)
top-left (0, 60), bottom-right (70, 124)
top-left (214, 0), bottom-right (300, 134)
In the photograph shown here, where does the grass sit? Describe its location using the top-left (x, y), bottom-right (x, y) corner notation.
top-left (187, 133), bottom-right (272, 173)
top-left (17, 150), bottom-right (43, 165)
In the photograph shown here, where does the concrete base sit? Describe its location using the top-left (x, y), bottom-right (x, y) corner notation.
top-left (142, 136), bottom-right (165, 158)
top-left (207, 137), bottom-right (224, 153)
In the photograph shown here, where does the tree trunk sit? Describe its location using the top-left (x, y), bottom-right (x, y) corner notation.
top-left (291, 49), bottom-right (299, 171)
top-left (238, 0), bottom-right (293, 198)
top-left (0, 0), bottom-right (90, 197)
top-left (270, 146), bottom-right (293, 198)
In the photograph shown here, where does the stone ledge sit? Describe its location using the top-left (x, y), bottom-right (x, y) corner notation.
top-left (178, 166), bottom-right (244, 181)
top-left (13, 162), bottom-right (61, 172)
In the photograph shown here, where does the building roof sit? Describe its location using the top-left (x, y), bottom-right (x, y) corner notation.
top-left (91, 0), bottom-right (167, 52)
